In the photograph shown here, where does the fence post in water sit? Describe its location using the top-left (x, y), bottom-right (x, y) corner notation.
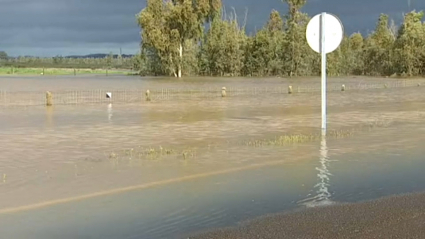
top-left (341, 84), bottom-right (345, 91)
top-left (221, 87), bottom-right (226, 97)
top-left (145, 90), bottom-right (151, 101)
top-left (288, 85), bottom-right (293, 94)
top-left (42, 68), bottom-right (45, 75)
top-left (46, 91), bottom-right (53, 106)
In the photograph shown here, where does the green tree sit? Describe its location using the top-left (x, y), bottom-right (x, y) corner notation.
top-left (393, 11), bottom-right (425, 76)
top-left (347, 33), bottom-right (365, 75)
top-left (117, 53), bottom-right (123, 67)
top-left (137, 0), bottom-right (221, 78)
top-left (0, 51), bottom-right (8, 60)
top-left (243, 10), bottom-right (285, 76)
top-left (181, 39), bottom-right (200, 76)
top-left (53, 55), bottom-right (63, 65)
top-left (106, 52), bottom-right (113, 69)
top-left (199, 10), bottom-right (246, 76)
top-left (282, 0), bottom-right (316, 76)
top-left (363, 14), bottom-right (395, 76)
top-left (137, 0), bottom-right (175, 76)
top-left (327, 36), bottom-right (349, 76)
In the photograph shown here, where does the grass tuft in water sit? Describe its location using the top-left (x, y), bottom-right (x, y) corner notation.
top-left (182, 148), bottom-right (197, 160)
top-left (243, 120), bottom-right (392, 148)
top-left (99, 120), bottom-right (392, 163)
top-left (244, 134), bottom-right (318, 147)
top-left (105, 146), bottom-right (178, 162)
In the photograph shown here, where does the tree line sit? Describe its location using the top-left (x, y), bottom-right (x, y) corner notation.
top-left (0, 52), bottom-right (140, 70)
top-left (135, 0), bottom-right (425, 78)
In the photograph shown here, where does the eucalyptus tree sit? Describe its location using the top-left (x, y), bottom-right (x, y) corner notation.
top-left (326, 36), bottom-right (350, 76)
top-left (137, 0), bottom-right (221, 78)
top-left (244, 10), bottom-right (285, 76)
top-left (199, 8), bottom-right (247, 76)
top-left (393, 11), bottom-right (425, 76)
top-left (281, 0), bottom-right (315, 76)
top-left (362, 14), bottom-right (395, 76)
top-left (347, 33), bottom-right (365, 75)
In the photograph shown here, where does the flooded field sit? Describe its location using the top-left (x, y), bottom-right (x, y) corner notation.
top-left (0, 75), bottom-right (425, 238)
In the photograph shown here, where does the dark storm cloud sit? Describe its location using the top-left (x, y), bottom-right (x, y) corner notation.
top-left (0, 0), bottom-right (144, 56)
top-left (0, 0), bottom-right (423, 56)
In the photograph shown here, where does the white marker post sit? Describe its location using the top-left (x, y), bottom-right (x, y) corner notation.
top-left (107, 103), bottom-right (113, 121)
top-left (306, 13), bottom-right (344, 135)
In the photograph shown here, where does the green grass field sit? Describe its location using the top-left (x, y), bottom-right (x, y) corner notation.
top-left (0, 67), bottom-right (134, 76)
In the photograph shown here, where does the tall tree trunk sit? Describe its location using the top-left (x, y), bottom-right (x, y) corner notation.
top-left (169, 52), bottom-right (178, 77)
top-left (178, 43), bottom-right (183, 78)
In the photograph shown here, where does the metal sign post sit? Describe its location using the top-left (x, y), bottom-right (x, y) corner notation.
top-left (306, 12), bottom-right (344, 135)
top-left (320, 13), bottom-right (326, 134)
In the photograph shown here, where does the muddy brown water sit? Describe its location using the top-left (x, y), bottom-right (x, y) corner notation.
top-left (0, 76), bottom-right (425, 238)
top-left (0, 75), bottom-right (422, 91)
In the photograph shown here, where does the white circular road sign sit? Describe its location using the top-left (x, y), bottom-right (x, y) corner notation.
top-left (306, 13), bottom-right (344, 54)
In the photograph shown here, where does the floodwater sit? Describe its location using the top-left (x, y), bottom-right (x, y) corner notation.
top-left (0, 74), bottom-right (423, 91)
top-left (0, 75), bottom-right (425, 238)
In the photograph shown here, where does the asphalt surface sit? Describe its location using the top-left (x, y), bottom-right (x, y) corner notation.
top-left (188, 192), bottom-right (425, 239)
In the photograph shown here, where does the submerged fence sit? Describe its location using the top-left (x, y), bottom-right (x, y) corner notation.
top-left (0, 78), bottom-right (424, 107)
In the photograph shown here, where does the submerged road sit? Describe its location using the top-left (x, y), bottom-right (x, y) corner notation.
top-left (190, 191), bottom-right (425, 239)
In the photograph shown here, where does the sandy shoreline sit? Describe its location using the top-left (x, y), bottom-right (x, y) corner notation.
top-left (188, 192), bottom-right (425, 239)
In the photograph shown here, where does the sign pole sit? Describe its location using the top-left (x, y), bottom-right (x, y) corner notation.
top-left (306, 12), bottom-right (343, 136)
top-left (320, 12), bottom-right (327, 135)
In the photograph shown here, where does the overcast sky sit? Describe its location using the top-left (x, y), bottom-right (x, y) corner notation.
top-left (0, 0), bottom-right (422, 57)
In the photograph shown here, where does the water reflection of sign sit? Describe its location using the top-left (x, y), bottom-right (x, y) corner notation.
top-left (108, 103), bottom-right (113, 121)
top-left (315, 135), bottom-right (332, 202)
top-left (106, 92), bottom-right (112, 99)
top-left (45, 106), bottom-right (54, 127)
top-left (298, 135), bottom-right (334, 208)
